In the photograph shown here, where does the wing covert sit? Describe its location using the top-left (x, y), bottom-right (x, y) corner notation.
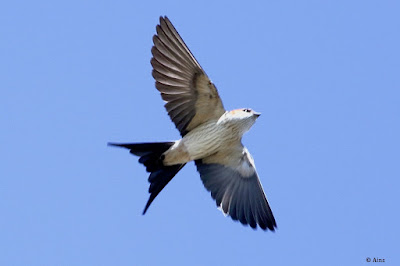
top-left (195, 146), bottom-right (276, 231)
top-left (151, 16), bottom-right (225, 136)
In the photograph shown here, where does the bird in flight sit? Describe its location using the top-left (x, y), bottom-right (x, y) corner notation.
top-left (109, 16), bottom-right (276, 231)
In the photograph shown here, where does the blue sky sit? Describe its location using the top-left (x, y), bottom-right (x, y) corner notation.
top-left (1, 0), bottom-right (399, 265)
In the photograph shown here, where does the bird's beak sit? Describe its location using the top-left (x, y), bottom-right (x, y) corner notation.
top-left (253, 111), bottom-right (261, 118)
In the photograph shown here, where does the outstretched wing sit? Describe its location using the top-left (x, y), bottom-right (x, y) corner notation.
top-left (151, 16), bottom-right (225, 136)
top-left (195, 145), bottom-right (276, 231)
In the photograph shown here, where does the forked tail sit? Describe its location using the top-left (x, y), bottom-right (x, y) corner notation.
top-left (108, 142), bottom-right (185, 214)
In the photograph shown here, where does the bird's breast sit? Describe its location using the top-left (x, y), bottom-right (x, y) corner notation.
top-left (163, 120), bottom-right (240, 165)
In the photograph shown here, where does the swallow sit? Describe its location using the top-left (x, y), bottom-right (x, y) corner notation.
top-left (109, 16), bottom-right (277, 231)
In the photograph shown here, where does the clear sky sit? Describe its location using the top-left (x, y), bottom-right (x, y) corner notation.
top-left (1, 0), bottom-right (399, 265)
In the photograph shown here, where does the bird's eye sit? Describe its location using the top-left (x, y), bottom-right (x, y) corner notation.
top-left (243, 108), bottom-right (251, 113)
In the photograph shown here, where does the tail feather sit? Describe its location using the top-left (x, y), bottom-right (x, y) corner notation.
top-left (108, 142), bottom-right (185, 214)
top-left (144, 164), bottom-right (185, 214)
top-left (108, 142), bottom-right (174, 156)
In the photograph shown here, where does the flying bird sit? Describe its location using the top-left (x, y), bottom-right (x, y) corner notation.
top-left (109, 16), bottom-right (276, 231)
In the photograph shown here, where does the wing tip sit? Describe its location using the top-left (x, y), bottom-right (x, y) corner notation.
top-left (159, 15), bottom-right (171, 26)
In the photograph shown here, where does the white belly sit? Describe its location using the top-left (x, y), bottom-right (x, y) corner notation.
top-left (163, 120), bottom-right (240, 165)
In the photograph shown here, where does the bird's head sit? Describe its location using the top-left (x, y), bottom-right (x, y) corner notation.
top-left (222, 108), bottom-right (261, 135)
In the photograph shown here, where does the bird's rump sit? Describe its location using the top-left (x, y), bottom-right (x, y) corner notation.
top-left (109, 16), bottom-right (277, 232)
